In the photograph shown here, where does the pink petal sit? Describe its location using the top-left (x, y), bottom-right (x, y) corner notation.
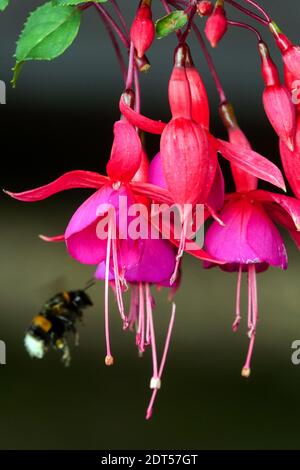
top-left (205, 198), bottom-right (288, 269)
top-left (119, 94), bottom-right (166, 134)
top-left (130, 181), bottom-right (173, 204)
top-left (5, 170), bottom-right (108, 202)
top-left (216, 138), bottom-right (286, 191)
top-left (206, 163), bottom-right (225, 212)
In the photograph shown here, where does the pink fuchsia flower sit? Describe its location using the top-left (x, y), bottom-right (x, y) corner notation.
top-left (284, 65), bottom-right (300, 114)
top-left (197, 0), bottom-right (213, 17)
top-left (204, 190), bottom-right (300, 377)
top-left (280, 115), bottom-right (300, 200)
top-left (130, 0), bottom-right (155, 59)
top-left (258, 41), bottom-right (296, 151)
top-left (204, 0), bottom-right (228, 48)
top-left (270, 21), bottom-right (300, 81)
top-left (95, 236), bottom-right (177, 420)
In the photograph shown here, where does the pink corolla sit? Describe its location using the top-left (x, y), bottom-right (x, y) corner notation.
top-left (95, 236), bottom-right (177, 419)
top-left (204, 189), bottom-right (300, 377)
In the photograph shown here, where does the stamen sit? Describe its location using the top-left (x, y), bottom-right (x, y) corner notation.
top-left (104, 222), bottom-right (114, 366)
top-left (128, 284), bottom-right (139, 331)
top-left (111, 219), bottom-right (128, 328)
top-left (170, 208), bottom-right (188, 285)
top-left (145, 283), bottom-right (159, 384)
top-left (232, 264), bottom-right (242, 332)
top-left (146, 303), bottom-right (176, 420)
top-left (241, 265), bottom-right (258, 378)
top-left (137, 283), bottom-right (145, 353)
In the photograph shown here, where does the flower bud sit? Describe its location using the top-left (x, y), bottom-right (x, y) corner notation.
top-left (284, 65), bottom-right (300, 113)
top-left (197, 0), bottom-right (213, 17)
top-left (259, 42), bottom-right (296, 150)
top-left (130, 0), bottom-right (155, 59)
top-left (204, 0), bottom-right (227, 48)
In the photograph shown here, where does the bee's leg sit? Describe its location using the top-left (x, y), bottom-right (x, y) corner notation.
top-left (74, 328), bottom-right (80, 347)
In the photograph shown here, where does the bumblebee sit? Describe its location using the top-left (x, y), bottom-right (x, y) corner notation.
top-left (24, 289), bottom-right (93, 366)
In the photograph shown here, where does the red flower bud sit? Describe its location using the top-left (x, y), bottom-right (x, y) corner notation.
top-left (130, 1), bottom-right (155, 59)
top-left (197, 0), bottom-right (213, 17)
top-left (284, 65), bottom-right (300, 113)
top-left (204, 1), bottom-right (227, 48)
top-left (259, 42), bottom-right (296, 150)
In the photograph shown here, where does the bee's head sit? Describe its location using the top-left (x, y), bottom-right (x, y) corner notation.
top-left (70, 291), bottom-right (93, 309)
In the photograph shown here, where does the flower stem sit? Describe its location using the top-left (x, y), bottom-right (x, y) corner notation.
top-left (224, 0), bottom-right (268, 25)
top-left (94, 3), bottom-right (129, 48)
top-left (110, 0), bottom-right (130, 35)
top-left (243, 0), bottom-right (271, 22)
top-left (227, 19), bottom-right (262, 42)
top-left (192, 23), bottom-right (227, 104)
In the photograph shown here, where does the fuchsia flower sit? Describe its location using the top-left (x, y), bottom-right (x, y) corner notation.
top-left (205, 103), bottom-right (300, 377)
top-left (204, 0), bottom-right (228, 48)
top-left (197, 1), bottom-right (213, 17)
top-left (259, 41), bottom-right (296, 151)
top-left (130, 0), bottom-right (155, 59)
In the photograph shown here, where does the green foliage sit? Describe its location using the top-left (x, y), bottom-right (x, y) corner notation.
top-left (13, 2), bottom-right (81, 86)
top-left (155, 11), bottom-right (188, 39)
top-left (0, 0), bottom-right (9, 12)
top-left (53, 0), bottom-right (107, 5)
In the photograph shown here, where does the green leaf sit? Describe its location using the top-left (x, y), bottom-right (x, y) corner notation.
top-left (155, 11), bottom-right (188, 39)
top-left (52, 0), bottom-right (107, 5)
top-left (0, 0), bottom-right (9, 12)
top-left (13, 2), bottom-right (81, 86)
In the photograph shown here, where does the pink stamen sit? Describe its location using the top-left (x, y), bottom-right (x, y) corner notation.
top-left (111, 218), bottom-right (127, 328)
top-left (128, 284), bottom-right (139, 331)
top-left (242, 265), bottom-right (258, 378)
top-left (146, 303), bottom-right (176, 420)
top-left (170, 208), bottom-right (189, 285)
top-left (232, 264), bottom-right (242, 332)
top-left (145, 284), bottom-right (159, 382)
top-left (137, 283), bottom-right (145, 353)
top-left (104, 222), bottom-right (113, 367)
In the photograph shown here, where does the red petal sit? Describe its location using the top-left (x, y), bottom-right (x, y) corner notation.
top-left (39, 234), bottom-right (65, 242)
top-left (119, 95), bottom-right (166, 134)
top-left (216, 138), bottom-right (286, 191)
top-left (4, 171), bottom-right (108, 202)
top-left (130, 181), bottom-right (173, 204)
top-left (106, 120), bottom-right (142, 182)
top-left (264, 203), bottom-right (300, 249)
top-left (253, 190), bottom-right (300, 231)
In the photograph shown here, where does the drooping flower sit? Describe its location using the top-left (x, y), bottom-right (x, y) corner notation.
top-left (130, 0), bottom-right (155, 59)
top-left (204, 0), bottom-right (228, 48)
top-left (204, 190), bottom-right (300, 377)
top-left (258, 41), bottom-right (296, 151)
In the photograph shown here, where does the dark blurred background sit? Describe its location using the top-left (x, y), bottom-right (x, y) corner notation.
top-left (1, 0), bottom-right (300, 450)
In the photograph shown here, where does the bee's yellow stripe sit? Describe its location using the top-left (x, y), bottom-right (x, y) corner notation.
top-left (32, 315), bottom-right (52, 332)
